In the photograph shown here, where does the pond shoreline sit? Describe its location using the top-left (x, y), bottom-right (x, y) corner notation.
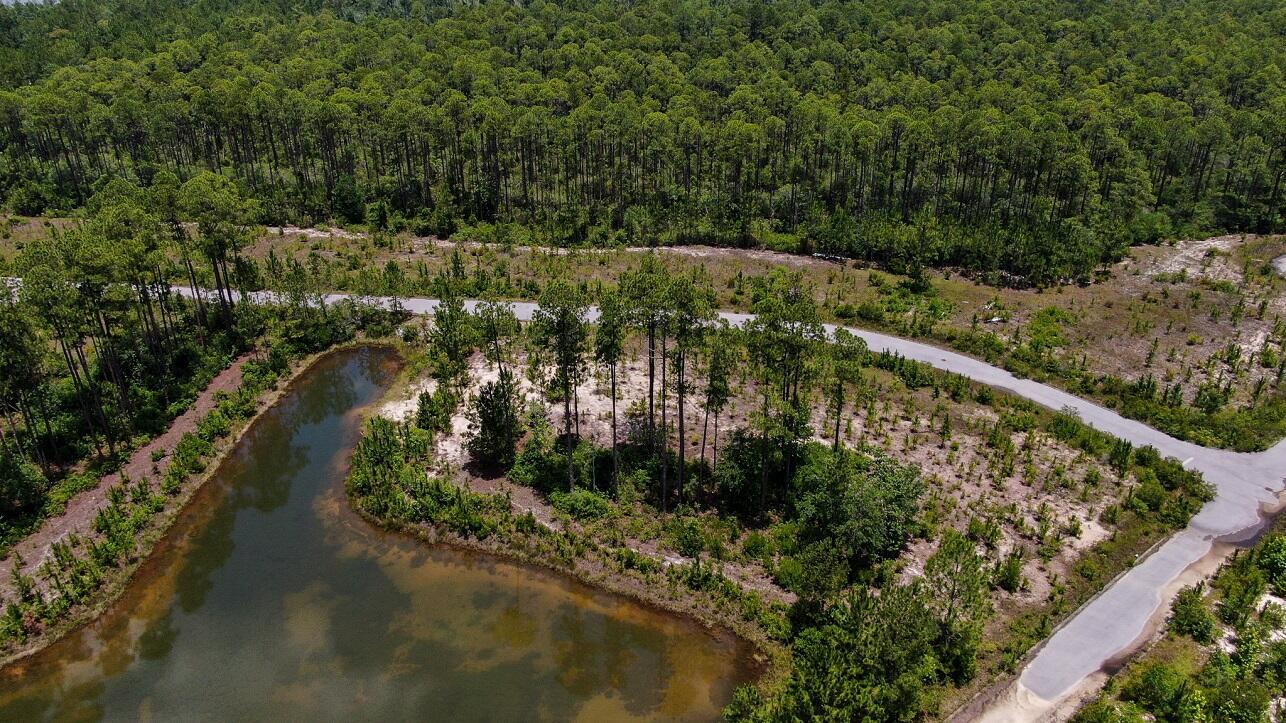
top-left (0, 341), bottom-right (391, 670)
top-left (352, 504), bottom-right (781, 680)
top-left (4, 340), bottom-right (773, 717)
top-left (348, 359), bottom-right (783, 690)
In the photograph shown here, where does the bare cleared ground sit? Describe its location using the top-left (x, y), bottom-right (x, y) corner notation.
top-left (378, 332), bottom-right (1137, 620)
top-left (0, 215), bottom-right (79, 264)
top-left (1056, 233), bottom-right (1285, 403)
top-left (0, 354), bottom-right (252, 601)
top-left (8, 217), bottom-right (1281, 413)
top-left (239, 225), bottom-right (1286, 414)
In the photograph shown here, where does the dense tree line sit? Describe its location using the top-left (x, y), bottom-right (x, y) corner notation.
top-left (0, 175), bottom-right (246, 541)
top-left (0, 172), bottom-right (398, 549)
top-left (2, 0), bottom-right (1284, 284)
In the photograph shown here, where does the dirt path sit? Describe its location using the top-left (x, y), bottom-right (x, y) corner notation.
top-left (1138, 233), bottom-right (1248, 281)
top-left (264, 224), bottom-right (838, 270)
top-left (0, 354), bottom-right (253, 600)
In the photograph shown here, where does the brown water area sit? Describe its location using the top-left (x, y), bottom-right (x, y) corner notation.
top-left (0, 348), bottom-right (754, 721)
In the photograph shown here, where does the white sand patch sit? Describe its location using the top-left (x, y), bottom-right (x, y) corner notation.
top-left (973, 680), bottom-right (1058, 723)
top-left (1148, 234), bottom-right (1246, 282)
top-left (1240, 328), bottom-right (1270, 359)
top-left (426, 346), bottom-right (695, 473)
top-left (1261, 592), bottom-right (1286, 643)
top-left (409, 235), bottom-right (829, 268)
top-left (267, 225), bottom-right (363, 241)
top-left (379, 377), bottom-right (437, 422)
top-left (1217, 627), bottom-right (1239, 654)
top-left (1077, 515), bottom-right (1111, 550)
top-left (1274, 255), bottom-right (1286, 279)
top-left (558, 356), bottom-right (654, 447)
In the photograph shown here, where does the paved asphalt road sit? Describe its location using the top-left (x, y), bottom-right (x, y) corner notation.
top-left (172, 287), bottom-right (1286, 708)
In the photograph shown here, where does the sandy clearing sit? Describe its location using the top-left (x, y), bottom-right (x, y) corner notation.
top-left (1144, 233), bottom-right (1247, 282)
top-left (387, 349), bottom-right (794, 604)
top-left (266, 225), bottom-right (363, 241)
top-left (378, 376), bottom-right (438, 423)
top-left (384, 232), bottom-right (837, 270)
top-left (969, 673), bottom-right (1107, 723)
top-left (402, 339), bottom-right (1118, 615)
top-left (1239, 327), bottom-right (1271, 358)
top-left (396, 350), bottom-right (651, 472)
top-left (0, 353), bottom-right (253, 600)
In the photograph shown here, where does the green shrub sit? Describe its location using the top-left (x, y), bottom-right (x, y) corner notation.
top-left (614, 547), bottom-right (662, 574)
top-left (0, 451), bottom-right (46, 517)
top-left (742, 531), bottom-right (772, 562)
top-left (1258, 535), bottom-right (1286, 595)
top-left (665, 517), bottom-right (705, 558)
top-left (967, 515), bottom-right (1002, 549)
top-left (772, 556), bottom-right (804, 591)
top-left (1121, 663), bottom-right (1185, 717)
top-left (549, 489), bottom-right (613, 521)
top-left (196, 410), bottom-right (230, 441)
top-left (1206, 679), bottom-right (1271, 723)
top-left (995, 548), bottom-right (1025, 593)
top-left (415, 386), bottom-right (459, 434)
top-left (1069, 700), bottom-right (1147, 723)
top-left (1167, 584), bottom-right (1217, 643)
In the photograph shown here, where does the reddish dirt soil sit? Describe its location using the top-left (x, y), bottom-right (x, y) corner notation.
top-left (0, 354), bottom-right (253, 599)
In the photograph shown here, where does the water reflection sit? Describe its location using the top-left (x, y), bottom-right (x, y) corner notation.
top-left (0, 348), bottom-right (753, 721)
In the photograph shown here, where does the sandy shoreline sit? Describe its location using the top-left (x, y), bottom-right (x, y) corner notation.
top-left (0, 343), bottom-right (386, 669)
top-left (349, 361), bottom-right (787, 681)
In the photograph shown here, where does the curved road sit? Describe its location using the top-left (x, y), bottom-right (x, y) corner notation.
top-left (178, 287), bottom-right (1286, 715)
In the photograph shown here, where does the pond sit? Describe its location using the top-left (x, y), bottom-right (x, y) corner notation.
top-left (0, 347), bottom-right (755, 721)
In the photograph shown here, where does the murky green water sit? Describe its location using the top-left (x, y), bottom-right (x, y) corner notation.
top-left (0, 348), bottom-right (753, 721)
